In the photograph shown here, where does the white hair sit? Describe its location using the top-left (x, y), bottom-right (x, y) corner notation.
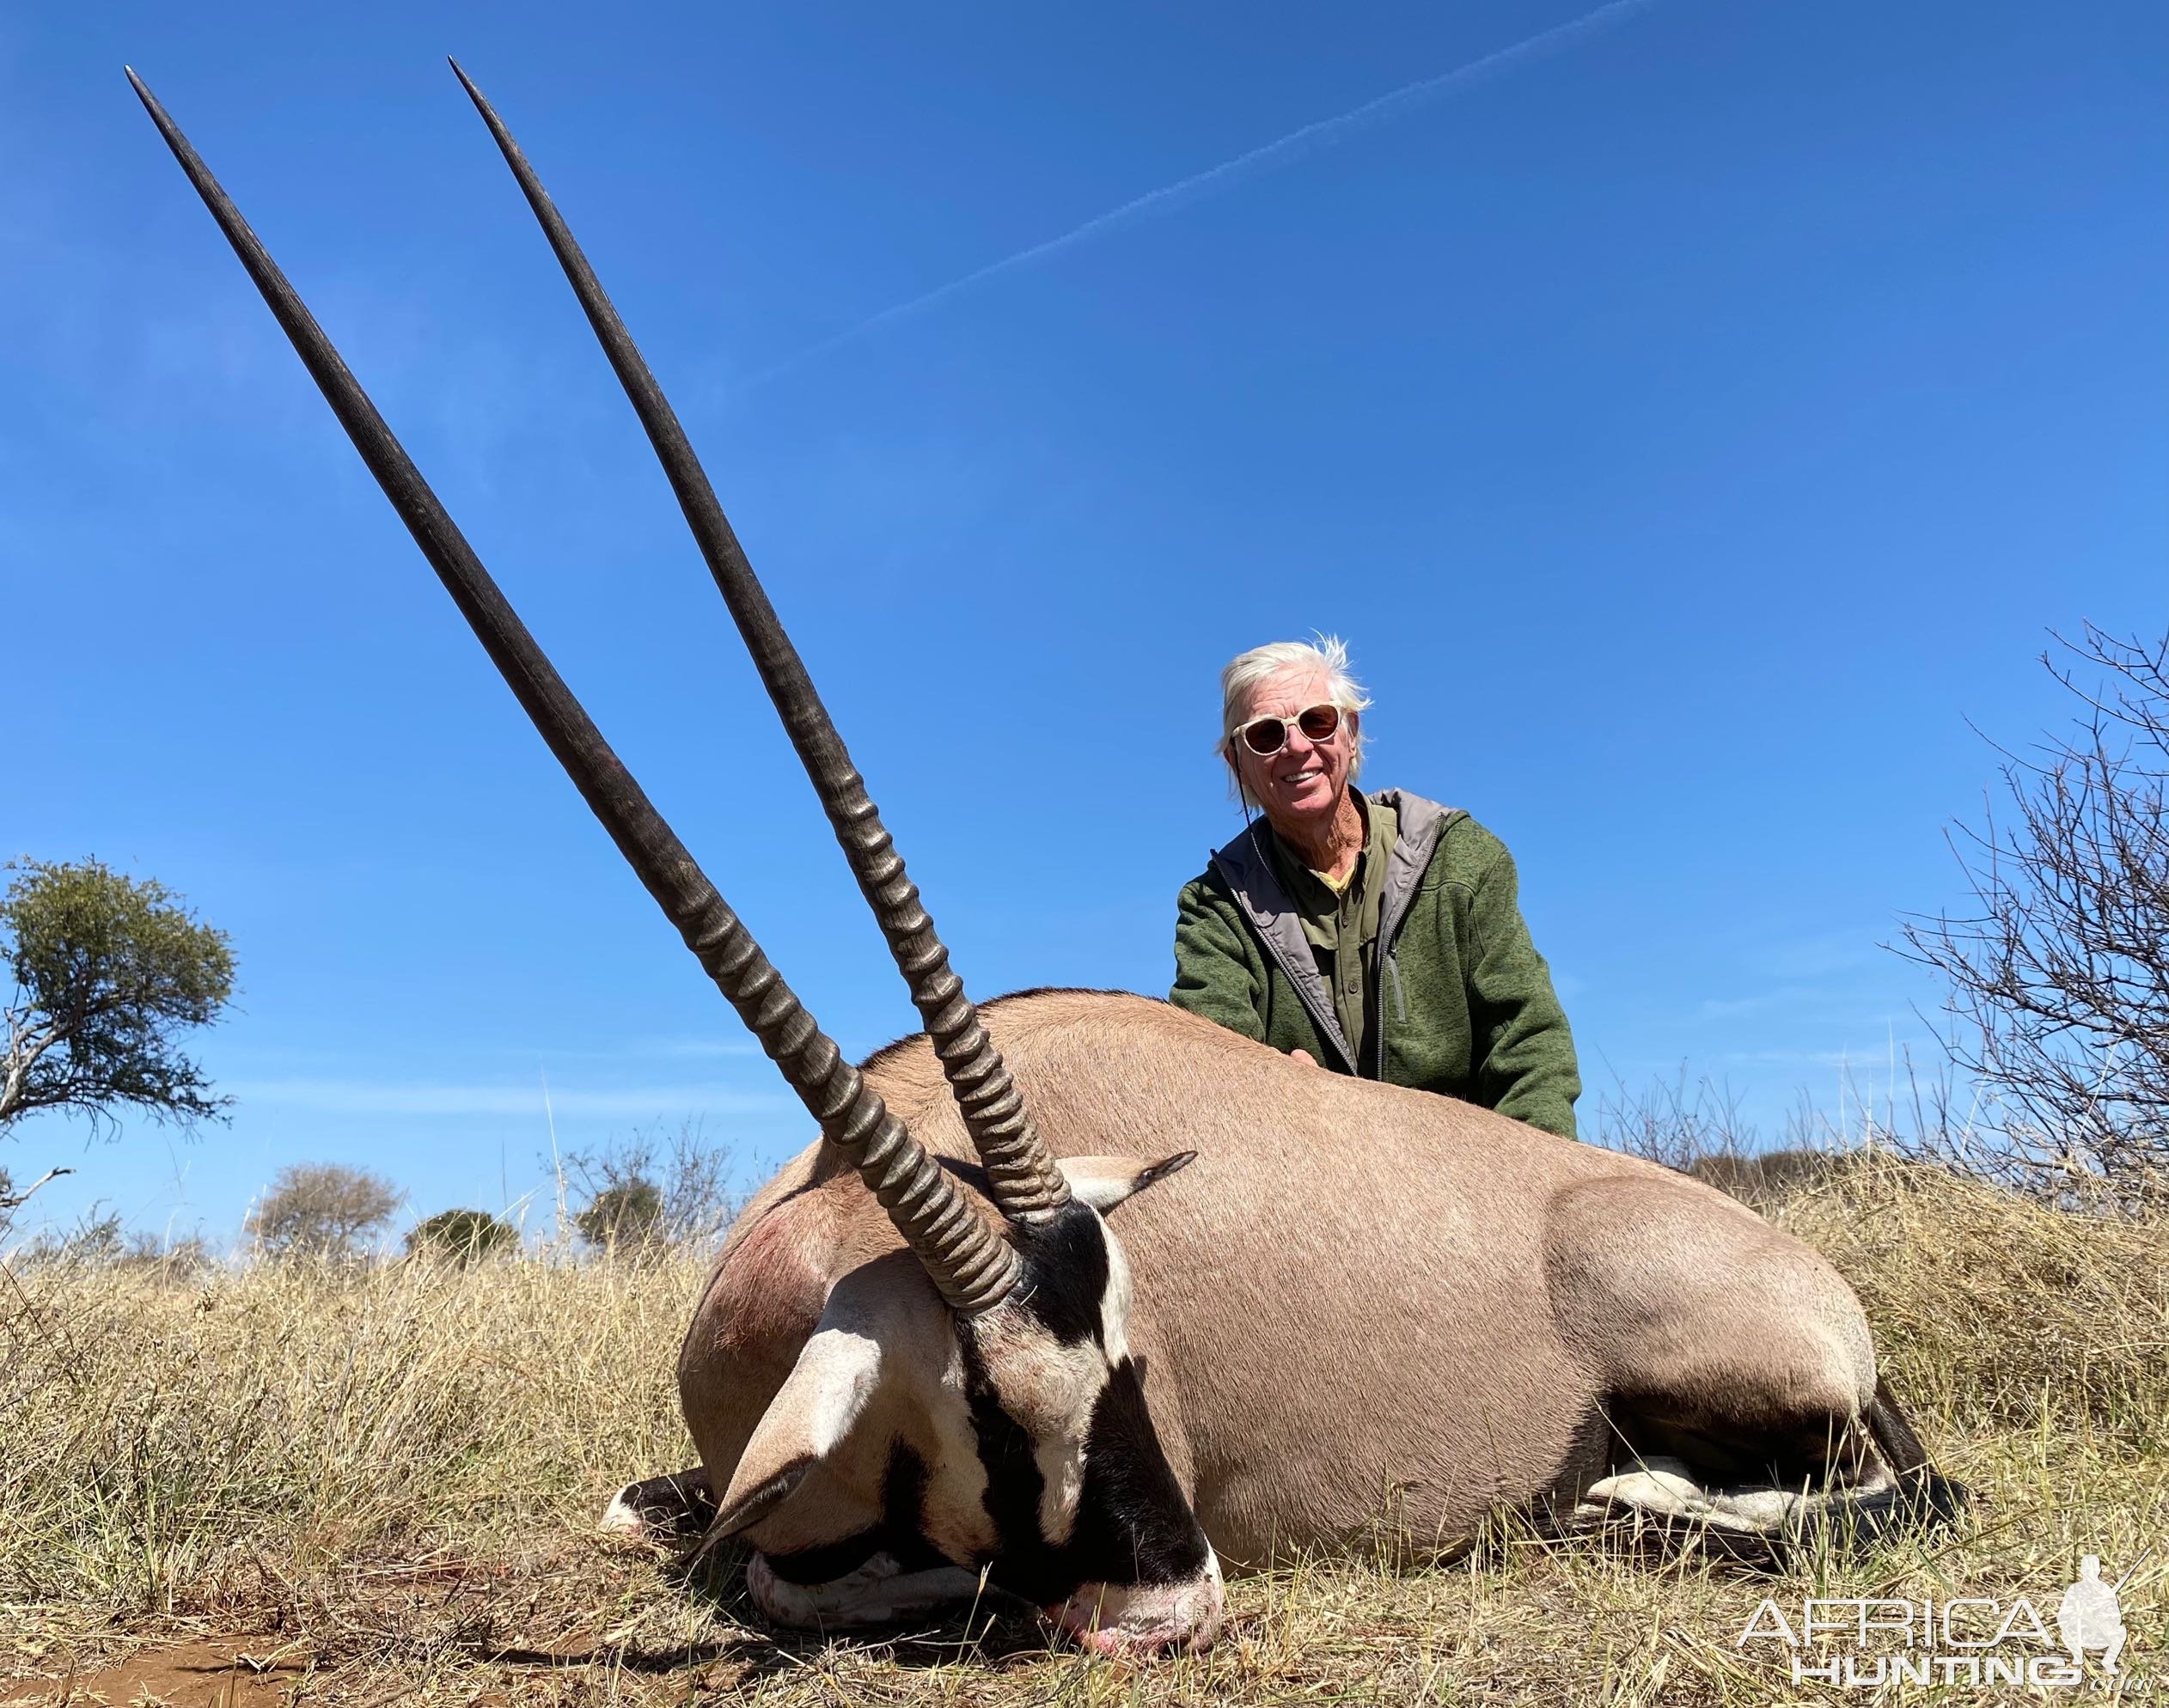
top-left (1216, 635), bottom-right (1372, 802)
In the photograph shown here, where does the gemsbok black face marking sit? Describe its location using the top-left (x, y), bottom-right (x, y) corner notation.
top-left (959, 1204), bottom-right (1212, 1611)
top-left (756, 1443), bottom-right (952, 1587)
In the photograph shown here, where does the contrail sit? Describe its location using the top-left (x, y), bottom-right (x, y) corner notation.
top-left (736, 0), bottom-right (1656, 391)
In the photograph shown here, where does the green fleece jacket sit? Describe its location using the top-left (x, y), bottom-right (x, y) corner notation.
top-left (1170, 790), bottom-right (1582, 1138)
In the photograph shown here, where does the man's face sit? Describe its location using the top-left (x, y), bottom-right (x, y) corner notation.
top-left (1231, 665), bottom-right (1356, 831)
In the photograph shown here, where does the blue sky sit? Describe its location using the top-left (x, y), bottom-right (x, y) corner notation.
top-left (4, 1), bottom-right (2163, 1245)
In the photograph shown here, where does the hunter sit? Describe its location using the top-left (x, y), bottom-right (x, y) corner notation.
top-left (1170, 637), bottom-right (1582, 1138)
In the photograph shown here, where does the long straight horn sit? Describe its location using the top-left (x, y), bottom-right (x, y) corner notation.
top-left (125, 69), bottom-right (1020, 1315)
top-left (449, 62), bottom-right (1072, 1223)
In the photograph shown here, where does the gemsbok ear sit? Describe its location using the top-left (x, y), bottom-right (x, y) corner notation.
top-left (1058, 1152), bottom-right (1198, 1215)
top-left (712, 1319), bottom-right (886, 1537)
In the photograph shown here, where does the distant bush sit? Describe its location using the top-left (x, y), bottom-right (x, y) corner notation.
top-left (14, 1207), bottom-right (214, 1278)
top-left (246, 1162), bottom-right (403, 1260)
top-left (1598, 1075), bottom-right (1867, 1210)
top-left (405, 1208), bottom-right (518, 1265)
top-left (561, 1119), bottom-right (742, 1260)
top-left (1686, 1148), bottom-right (1836, 1210)
top-left (573, 1179), bottom-right (666, 1255)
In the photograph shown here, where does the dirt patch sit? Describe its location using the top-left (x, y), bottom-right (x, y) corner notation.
top-left (4, 1640), bottom-right (309, 1708)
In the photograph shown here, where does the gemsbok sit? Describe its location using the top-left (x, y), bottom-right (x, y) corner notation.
top-left (131, 64), bottom-right (1963, 1658)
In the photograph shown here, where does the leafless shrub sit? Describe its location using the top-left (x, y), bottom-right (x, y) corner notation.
top-left (1595, 1069), bottom-right (1759, 1174)
top-left (245, 1162), bottom-right (404, 1260)
top-left (0, 1166), bottom-right (79, 1248)
top-left (1597, 1073), bottom-right (1845, 1211)
top-left (1902, 625), bottom-right (2169, 1201)
top-left (560, 1119), bottom-right (742, 1260)
top-left (15, 1205), bottom-right (128, 1267)
top-left (126, 1231), bottom-right (216, 1279)
top-left (12, 1206), bottom-right (215, 1278)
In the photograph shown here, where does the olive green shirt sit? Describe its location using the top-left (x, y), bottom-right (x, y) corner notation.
top-left (1265, 794), bottom-right (1398, 1071)
top-left (1170, 790), bottom-right (1582, 1138)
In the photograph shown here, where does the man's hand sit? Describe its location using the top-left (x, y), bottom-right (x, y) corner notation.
top-left (1289, 1048), bottom-right (1317, 1067)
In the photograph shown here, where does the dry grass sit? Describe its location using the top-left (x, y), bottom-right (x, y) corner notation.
top-left (3, 1152), bottom-right (2165, 1704)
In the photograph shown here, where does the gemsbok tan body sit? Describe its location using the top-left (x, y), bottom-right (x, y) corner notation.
top-left (647, 989), bottom-right (1947, 1656)
top-left (132, 63), bottom-right (1961, 1660)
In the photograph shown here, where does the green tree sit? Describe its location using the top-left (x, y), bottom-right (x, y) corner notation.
top-left (561, 1119), bottom-right (741, 1257)
top-left (406, 1207), bottom-right (519, 1265)
top-left (246, 1162), bottom-right (403, 1260)
top-left (1, 859), bottom-right (235, 1134)
top-left (574, 1177), bottom-right (666, 1254)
